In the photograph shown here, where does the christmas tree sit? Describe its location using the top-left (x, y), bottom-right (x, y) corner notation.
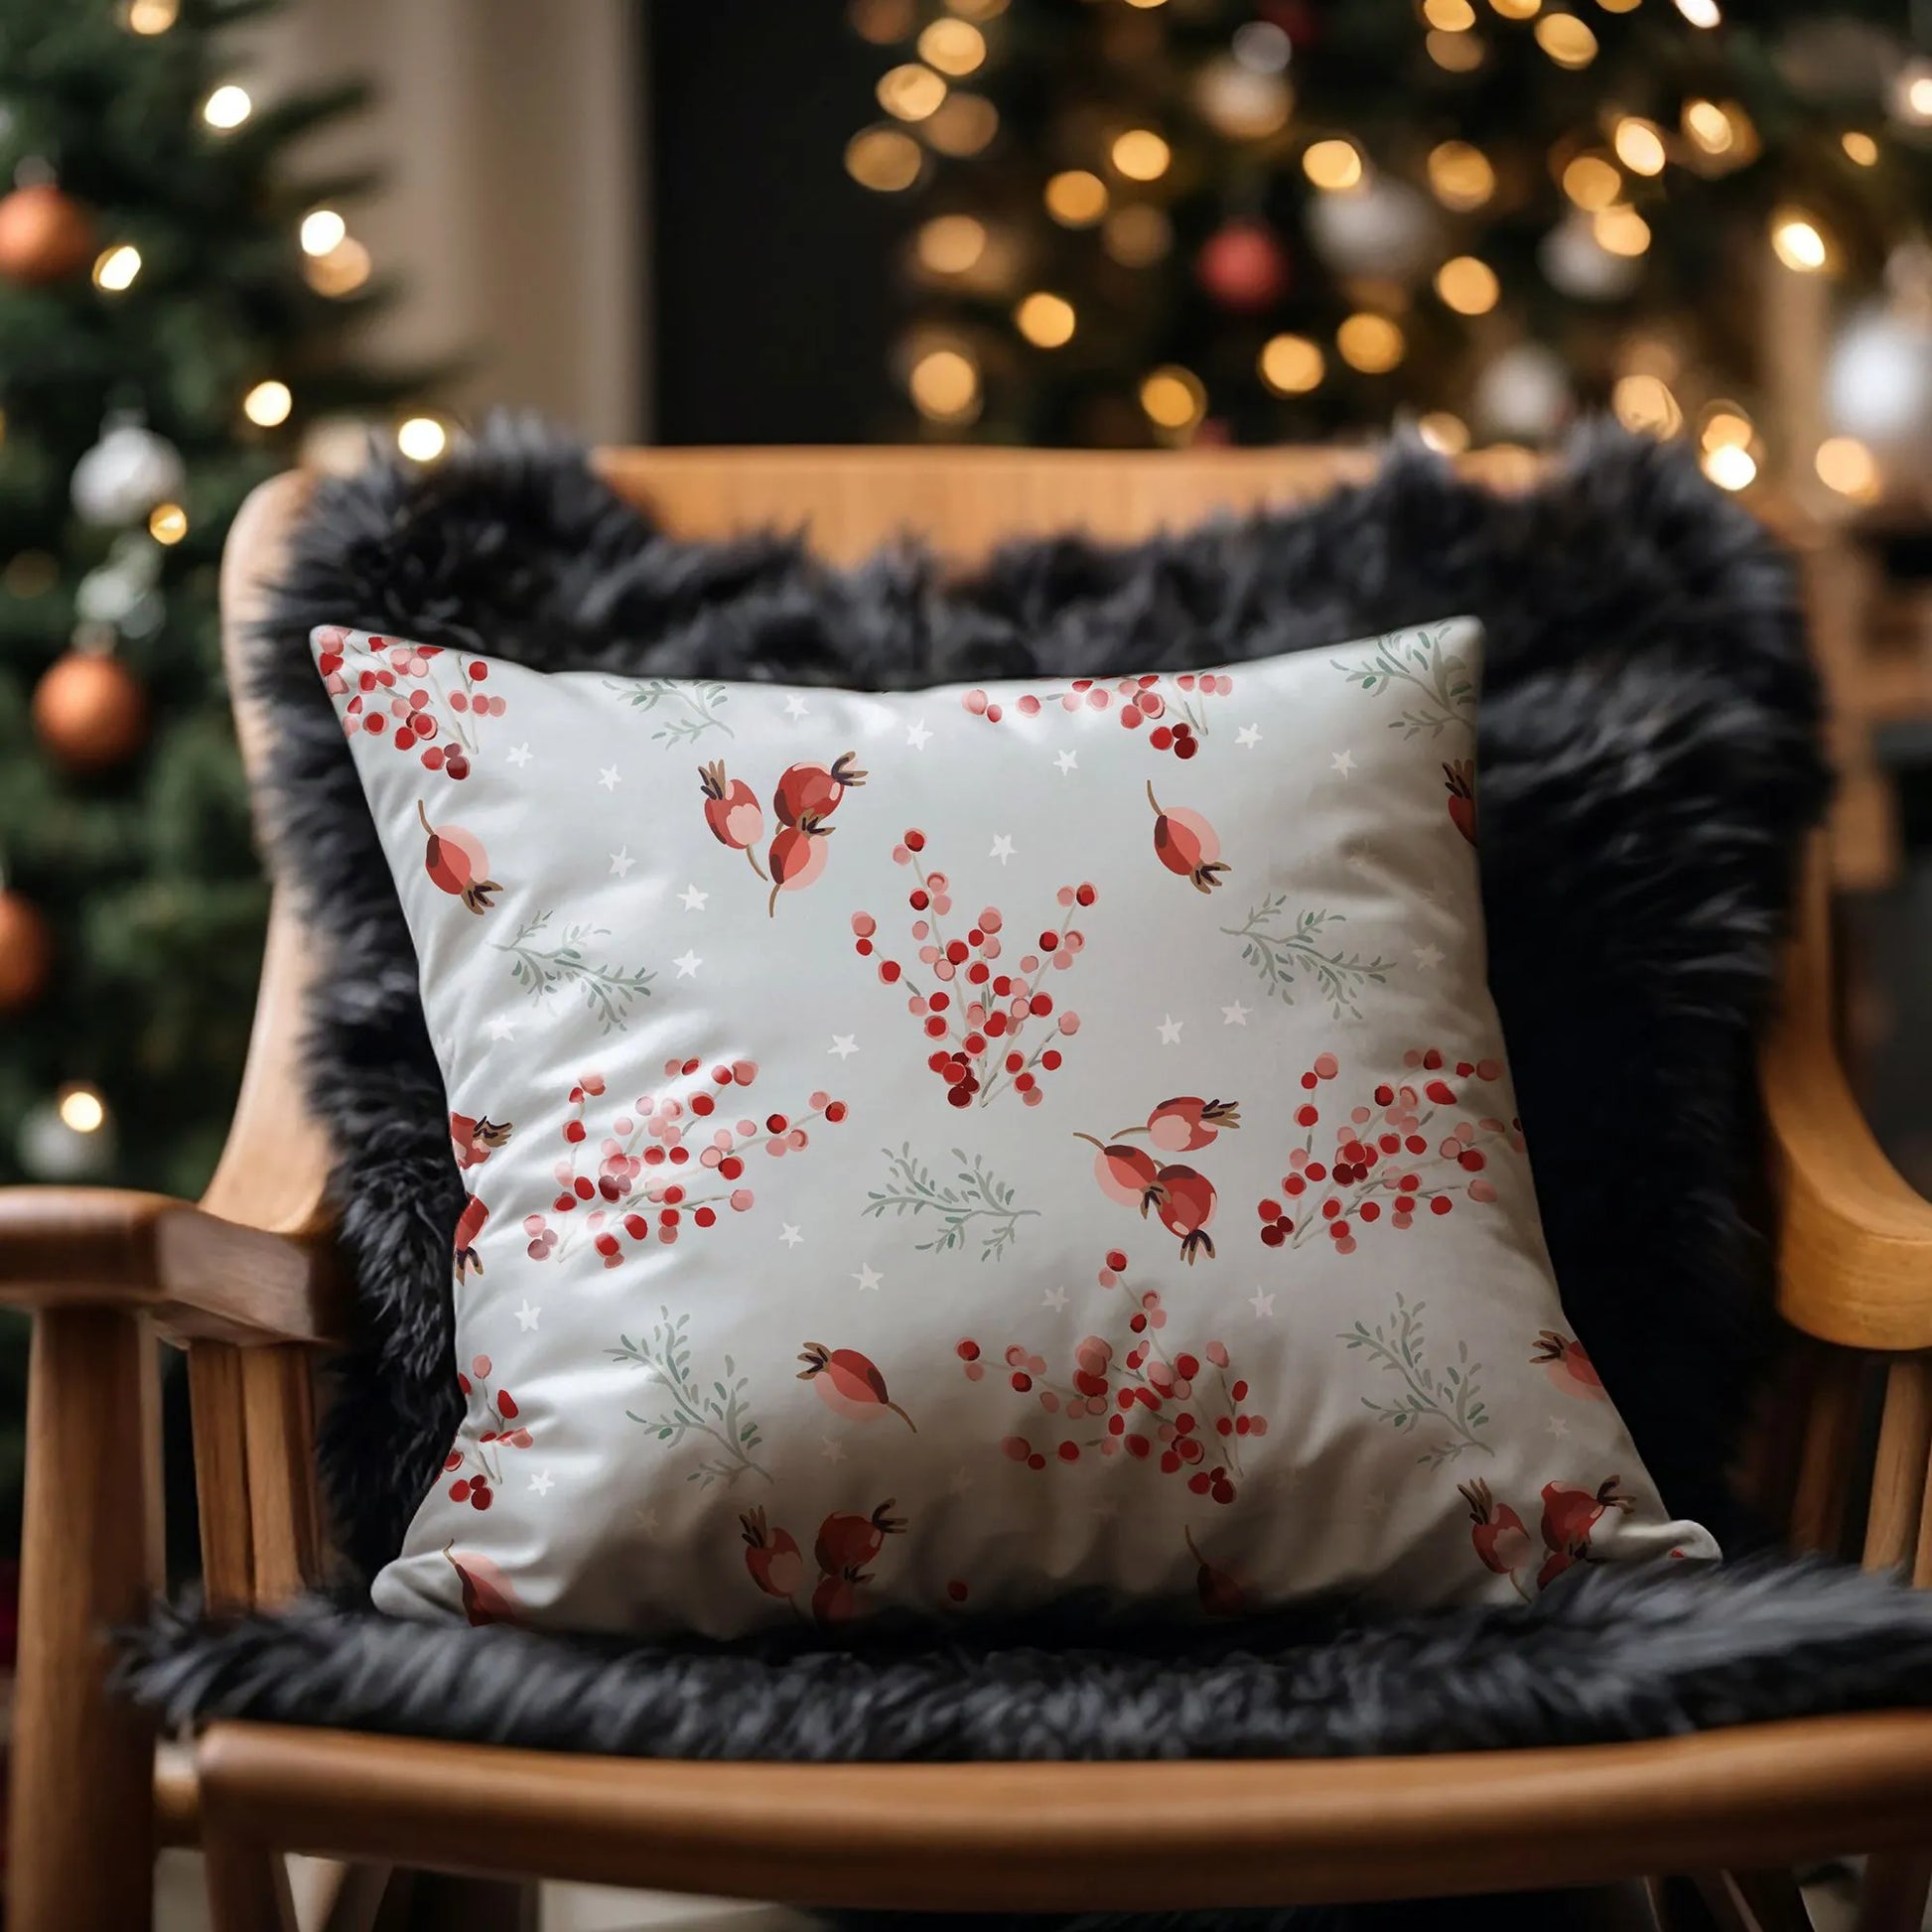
top-left (0, 0), bottom-right (438, 1542)
top-left (848, 0), bottom-right (1932, 497)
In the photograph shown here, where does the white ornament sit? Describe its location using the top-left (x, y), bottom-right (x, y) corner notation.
top-left (1538, 212), bottom-right (1642, 304)
top-left (75, 532), bottom-right (163, 626)
top-left (70, 414), bottom-right (185, 527)
top-left (1306, 176), bottom-right (1438, 282)
top-left (16, 1095), bottom-right (115, 1182)
top-left (1474, 343), bottom-right (1572, 445)
top-left (1825, 304), bottom-right (1932, 474)
top-left (1193, 56), bottom-right (1292, 140)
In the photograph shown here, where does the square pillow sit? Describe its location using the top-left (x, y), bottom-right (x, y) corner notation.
top-left (312, 615), bottom-right (1715, 1639)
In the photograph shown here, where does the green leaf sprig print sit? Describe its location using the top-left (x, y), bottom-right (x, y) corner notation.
top-left (1332, 623), bottom-right (1474, 738)
top-left (493, 910), bottom-right (654, 1034)
top-left (606, 675), bottom-right (734, 746)
top-left (1222, 897), bottom-right (1394, 1019)
top-left (862, 1143), bottom-right (1039, 1262)
top-left (611, 1309), bottom-right (769, 1487)
top-left (1340, 1293), bottom-right (1492, 1468)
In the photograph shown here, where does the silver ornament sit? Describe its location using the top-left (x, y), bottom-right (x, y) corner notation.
top-left (1306, 177), bottom-right (1438, 283)
top-left (1473, 343), bottom-right (1571, 445)
top-left (70, 414), bottom-right (186, 527)
top-left (16, 1091), bottom-right (116, 1181)
top-left (1538, 212), bottom-right (1642, 304)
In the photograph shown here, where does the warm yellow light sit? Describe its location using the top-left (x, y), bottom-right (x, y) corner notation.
top-left (1123, 0), bottom-right (1167, 8)
top-left (1435, 256), bottom-right (1500, 315)
top-left (878, 64), bottom-right (947, 121)
top-left (148, 501), bottom-right (189, 544)
top-left (924, 93), bottom-right (999, 155)
top-left (300, 209), bottom-right (346, 257)
top-left (918, 17), bottom-right (986, 74)
top-left (1561, 154), bottom-right (1621, 210)
top-left (1842, 131), bottom-right (1879, 167)
top-left (845, 125), bottom-right (924, 192)
top-left (1592, 205), bottom-right (1651, 255)
top-left (1771, 211), bottom-right (1829, 273)
top-left (947, 0), bottom-right (1009, 18)
top-left (1488, 0), bottom-right (1541, 15)
top-left (122, 0), bottom-right (179, 32)
top-left (1700, 409), bottom-right (1752, 453)
top-left (1427, 29), bottom-right (1486, 69)
top-left (1044, 170), bottom-right (1108, 227)
top-left (1303, 139), bottom-right (1364, 192)
top-left (92, 244), bottom-right (142, 292)
top-left (305, 236), bottom-right (372, 297)
top-left (909, 348), bottom-right (981, 423)
top-left (1140, 365), bottom-right (1206, 433)
top-left (397, 416), bottom-right (449, 463)
top-left (1423, 0), bottom-right (1476, 27)
top-left (1816, 437), bottom-right (1879, 501)
top-left (1906, 74), bottom-right (1932, 123)
top-left (58, 1085), bottom-right (106, 1134)
top-left (1015, 291), bottom-right (1076, 347)
top-left (1337, 314), bottom-right (1406, 374)
top-left (1418, 411), bottom-right (1470, 455)
top-left (1595, 0), bottom-right (1640, 10)
top-left (1613, 118), bottom-right (1666, 176)
top-left (243, 379), bottom-right (293, 428)
top-left (203, 83), bottom-right (253, 129)
top-left (1111, 129), bottom-right (1172, 182)
top-left (1702, 444), bottom-right (1755, 491)
top-left (916, 214), bottom-right (988, 275)
top-left (1534, 14), bottom-right (1597, 66)
top-left (1258, 334), bottom-right (1325, 396)
top-left (1673, 0), bottom-right (1720, 23)
top-left (1682, 98), bottom-right (1732, 153)
top-left (1104, 205), bottom-right (1172, 266)
top-left (849, 0), bottom-right (914, 43)
top-left (1611, 374), bottom-right (1682, 438)
top-left (1428, 141), bottom-right (1496, 210)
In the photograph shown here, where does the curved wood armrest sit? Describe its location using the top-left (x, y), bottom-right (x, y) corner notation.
top-left (0, 1186), bottom-right (341, 1344)
top-left (1766, 839), bottom-right (1932, 1350)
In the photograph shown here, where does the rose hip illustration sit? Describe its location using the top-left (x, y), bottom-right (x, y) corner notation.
top-left (740, 1506), bottom-right (805, 1603)
top-left (765, 821), bottom-right (830, 915)
top-left (1458, 1479), bottom-right (1533, 1599)
top-left (1120, 1095), bottom-right (1241, 1154)
top-left (450, 1111), bottom-right (512, 1171)
top-left (1444, 759), bottom-right (1477, 845)
top-left (1076, 1135), bottom-right (1162, 1209)
top-left (1153, 1164), bottom-right (1218, 1264)
top-left (1075, 1118), bottom-right (1223, 1263)
top-left (416, 800), bottom-right (500, 913)
top-left (699, 761), bottom-right (766, 878)
top-left (1147, 781), bottom-right (1229, 894)
top-left (452, 1191), bottom-right (491, 1283)
top-left (442, 1544), bottom-right (524, 1626)
top-left (1537, 1475), bottom-right (1631, 1588)
top-left (773, 752), bottom-right (866, 827)
top-left (797, 1342), bottom-right (917, 1431)
top-left (815, 1498), bottom-right (905, 1577)
top-left (1532, 1330), bottom-right (1606, 1401)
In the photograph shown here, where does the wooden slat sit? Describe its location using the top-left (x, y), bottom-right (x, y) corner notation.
top-left (189, 1342), bottom-right (256, 1614)
top-left (242, 1343), bottom-right (324, 1604)
top-left (1864, 1354), bottom-right (1932, 1573)
top-left (1789, 1346), bottom-right (1866, 1557)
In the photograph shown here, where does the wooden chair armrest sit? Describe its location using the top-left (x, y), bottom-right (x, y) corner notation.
top-left (1765, 841), bottom-right (1932, 1350)
top-left (0, 1186), bottom-right (341, 1344)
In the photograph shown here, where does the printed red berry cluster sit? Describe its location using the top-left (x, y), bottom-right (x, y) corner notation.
top-left (318, 626), bottom-right (506, 779)
top-left (443, 1353), bottom-right (532, 1511)
top-left (961, 671), bottom-right (1233, 758)
top-left (852, 829), bottom-right (1089, 1110)
top-left (522, 1060), bottom-right (848, 1265)
top-left (1256, 1048), bottom-right (1523, 1255)
top-left (741, 1498), bottom-right (904, 1624)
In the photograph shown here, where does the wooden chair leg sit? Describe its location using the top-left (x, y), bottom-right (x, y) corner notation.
top-left (204, 1825), bottom-right (299, 1932)
top-left (1693, 1869), bottom-right (1815, 1932)
top-left (7, 1308), bottom-right (163, 1932)
top-left (1859, 1853), bottom-right (1932, 1932)
top-left (1863, 1353), bottom-right (1932, 1572)
top-left (1790, 1346), bottom-right (1868, 1557)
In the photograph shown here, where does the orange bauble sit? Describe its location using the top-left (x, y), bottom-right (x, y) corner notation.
top-left (0, 891), bottom-right (53, 1013)
top-left (32, 651), bottom-right (149, 774)
top-left (0, 183), bottom-right (97, 287)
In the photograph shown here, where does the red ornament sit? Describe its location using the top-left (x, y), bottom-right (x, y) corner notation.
top-left (1195, 221), bottom-right (1289, 314)
top-left (0, 890), bottom-right (53, 1013)
top-left (32, 650), bottom-right (148, 774)
top-left (0, 183), bottom-right (96, 286)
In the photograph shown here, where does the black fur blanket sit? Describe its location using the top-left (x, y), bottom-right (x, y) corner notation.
top-left (125, 420), bottom-right (1932, 1782)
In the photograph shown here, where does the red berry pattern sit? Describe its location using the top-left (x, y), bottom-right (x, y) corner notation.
top-left (1459, 1473), bottom-right (1633, 1598)
top-left (852, 831), bottom-right (1090, 1109)
top-left (320, 629), bottom-right (507, 778)
top-left (1075, 1094), bottom-right (1239, 1264)
top-left (740, 1497), bottom-right (906, 1623)
top-left (698, 750), bottom-right (866, 914)
top-left (962, 671), bottom-right (1232, 757)
top-left (443, 1352), bottom-right (534, 1510)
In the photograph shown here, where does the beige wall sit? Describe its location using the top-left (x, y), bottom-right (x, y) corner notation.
top-left (250, 0), bottom-right (647, 440)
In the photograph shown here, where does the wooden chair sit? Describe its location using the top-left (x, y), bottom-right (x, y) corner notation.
top-left (5, 448), bottom-right (1932, 1932)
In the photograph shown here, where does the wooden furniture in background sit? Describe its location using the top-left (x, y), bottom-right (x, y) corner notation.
top-left (3, 449), bottom-right (1931, 1932)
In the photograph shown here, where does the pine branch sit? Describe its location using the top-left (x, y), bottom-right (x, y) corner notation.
top-left (611, 1311), bottom-right (769, 1487)
top-left (493, 910), bottom-right (655, 1034)
top-left (862, 1143), bottom-right (1038, 1261)
top-left (1222, 898), bottom-right (1394, 1019)
top-left (605, 677), bottom-right (734, 745)
top-left (1340, 1294), bottom-right (1493, 1467)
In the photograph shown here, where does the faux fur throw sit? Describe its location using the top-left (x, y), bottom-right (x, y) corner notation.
top-left (126, 419), bottom-right (1932, 1771)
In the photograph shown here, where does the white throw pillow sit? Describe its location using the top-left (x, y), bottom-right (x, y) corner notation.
top-left (312, 617), bottom-right (1716, 1639)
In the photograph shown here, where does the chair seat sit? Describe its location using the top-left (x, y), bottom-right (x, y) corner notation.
top-left (193, 1712), bottom-right (1932, 1910)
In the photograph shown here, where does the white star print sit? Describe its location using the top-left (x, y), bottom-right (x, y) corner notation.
top-left (1547, 1416), bottom-right (1572, 1439)
top-left (853, 1263), bottom-right (883, 1293)
top-left (513, 1300), bottom-right (541, 1332)
top-left (989, 833), bottom-right (1016, 864)
top-left (783, 693), bottom-right (811, 720)
top-left (1221, 1001), bottom-right (1251, 1027)
top-left (527, 1470), bottom-right (554, 1497)
top-left (1236, 724), bottom-right (1262, 750)
top-left (1042, 1285), bottom-right (1068, 1311)
top-left (905, 719), bottom-right (932, 751)
top-left (1330, 750), bottom-right (1356, 776)
top-left (678, 884), bottom-right (708, 912)
top-left (1157, 1014), bottom-right (1184, 1046)
top-left (829, 1035), bottom-right (859, 1059)
top-left (1054, 749), bottom-right (1078, 775)
top-left (779, 1223), bottom-right (804, 1249)
top-left (673, 949), bottom-right (702, 979)
top-left (597, 764), bottom-right (622, 791)
top-left (609, 847), bottom-right (634, 878)
top-left (821, 1437), bottom-right (846, 1463)
top-left (505, 742), bottom-right (533, 767)
top-left (1249, 1287), bottom-right (1277, 1318)
top-left (1414, 943), bottom-right (1445, 971)
top-left (949, 1467), bottom-right (974, 1496)
top-left (485, 1015), bottom-right (517, 1042)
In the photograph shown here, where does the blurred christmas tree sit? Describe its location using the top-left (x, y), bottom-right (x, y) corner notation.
top-left (0, 0), bottom-right (440, 1541)
top-left (847, 0), bottom-right (1932, 501)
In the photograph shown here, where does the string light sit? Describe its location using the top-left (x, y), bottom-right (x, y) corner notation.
top-left (121, 0), bottom-right (179, 31)
top-left (1123, 0), bottom-right (1168, 8)
top-left (1673, 0), bottom-right (1720, 24)
top-left (1700, 408), bottom-right (1752, 453)
top-left (1815, 437), bottom-right (1879, 502)
top-left (924, 94), bottom-right (998, 155)
top-left (1770, 209), bottom-right (1829, 272)
top-left (203, 84), bottom-right (253, 129)
top-left (92, 244), bottom-right (142, 292)
top-left (1703, 444), bottom-right (1755, 490)
top-left (397, 416), bottom-right (449, 462)
top-left (1682, 98), bottom-right (1732, 154)
top-left (1014, 291), bottom-right (1075, 347)
top-left (1140, 365), bottom-right (1206, 434)
top-left (1596, 0), bottom-right (1640, 10)
top-left (1258, 334), bottom-right (1324, 395)
top-left (1110, 129), bottom-right (1171, 182)
top-left (1429, 141), bottom-right (1495, 210)
top-left (1561, 154), bottom-right (1621, 209)
top-left (1895, 68), bottom-right (1932, 125)
top-left (58, 1085), bottom-right (106, 1134)
top-left (1610, 373), bottom-right (1683, 438)
top-left (300, 209), bottom-right (346, 256)
top-left (148, 502), bottom-right (189, 544)
top-left (1303, 139), bottom-right (1364, 192)
top-left (1613, 118), bottom-right (1666, 176)
top-left (1418, 412), bottom-right (1470, 455)
top-left (909, 348), bottom-right (981, 422)
top-left (1488, 0), bottom-right (1541, 16)
top-left (1044, 170), bottom-right (1108, 226)
top-left (1842, 131), bottom-right (1878, 166)
top-left (1104, 205), bottom-right (1172, 266)
top-left (1534, 14), bottom-right (1597, 67)
top-left (1435, 256), bottom-right (1500, 315)
top-left (1427, 31), bottom-right (1486, 70)
top-left (1336, 314), bottom-right (1405, 373)
top-left (1592, 205), bottom-right (1651, 255)
top-left (917, 19), bottom-right (985, 76)
top-left (1423, 0), bottom-right (1476, 28)
top-left (846, 125), bottom-right (923, 191)
top-left (916, 214), bottom-right (987, 275)
top-left (243, 379), bottom-right (293, 427)
top-left (306, 236), bottom-right (371, 296)
top-left (878, 64), bottom-right (947, 121)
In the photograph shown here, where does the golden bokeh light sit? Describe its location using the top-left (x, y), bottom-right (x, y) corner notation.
top-left (1534, 14), bottom-right (1597, 67)
top-left (1561, 153), bottom-right (1621, 209)
top-left (306, 236), bottom-right (372, 297)
top-left (917, 18), bottom-right (986, 75)
top-left (92, 244), bottom-right (142, 292)
top-left (1139, 364), bottom-right (1206, 432)
top-left (1044, 169), bottom-right (1108, 226)
top-left (924, 93), bottom-right (999, 155)
top-left (1258, 334), bottom-right (1324, 396)
top-left (1842, 131), bottom-right (1878, 167)
top-left (1682, 98), bottom-right (1732, 154)
top-left (1610, 373), bottom-right (1683, 439)
top-left (1428, 141), bottom-right (1496, 210)
top-left (1303, 138), bottom-right (1364, 192)
top-left (243, 379), bottom-right (293, 428)
top-left (849, 0), bottom-right (914, 44)
top-left (1336, 314), bottom-right (1406, 374)
top-left (1435, 256), bottom-right (1500, 315)
top-left (1613, 118), bottom-right (1666, 177)
top-left (1422, 0), bottom-right (1476, 28)
top-left (122, 0), bottom-right (179, 33)
top-left (1674, 0), bottom-right (1721, 24)
top-left (1103, 204), bottom-right (1172, 266)
top-left (148, 502), bottom-right (189, 545)
top-left (1700, 408), bottom-right (1752, 453)
top-left (1014, 291), bottom-right (1076, 347)
top-left (1418, 412), bottom-right (1470, 455)
top-left (878, 64), bottom-right (947, 121)
top-left (909, 347), bottom-right (981, 422)
top-left (845, 125), bottom-right (924, 192)
top-left (203, 83), bottom-right (253, 129)
top-left (1111, 129), bottom-right (1172, 182)
top-left (1815, 437), bottom-right (1879, 501)
top-left (397, 416), bottom-right (449, 463)
top-left (1592, 205), bottom-right (1651, 255)
top-left (58, 1085), bottom-right (106, 1134)
top-left (916, 214), bottom-right (988, 275)
top-left (1488, 0), bottom-right (1541, 15)
top-left (300, 208), bottom-right (346, 256)
top-left (1702, 443), bottom-right (1755, 491)
top-left (1426, 29), bottom-right (1486, 70)
top-left (1770, 210), bottom-right (1830, 273)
